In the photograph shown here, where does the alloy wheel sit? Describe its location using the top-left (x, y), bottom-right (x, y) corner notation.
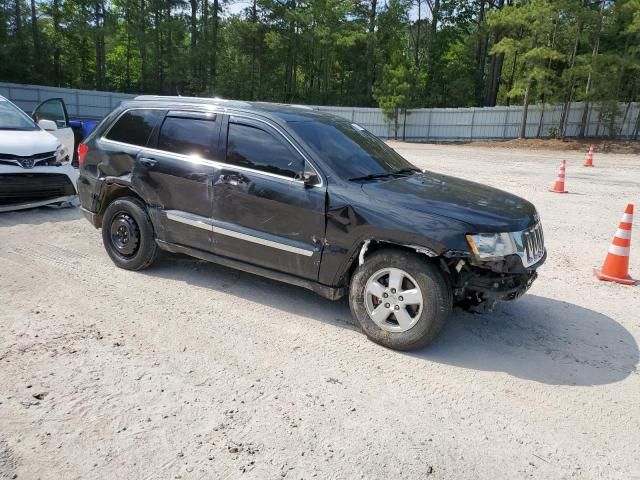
top-left (364, 267), bottom-right (423, 332)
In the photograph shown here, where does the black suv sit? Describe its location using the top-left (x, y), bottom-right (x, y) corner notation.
top-left (78, 96), bottom-right (545, 350)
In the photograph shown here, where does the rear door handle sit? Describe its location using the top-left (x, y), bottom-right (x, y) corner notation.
top-left (139, 157), bottom-right (158, 168)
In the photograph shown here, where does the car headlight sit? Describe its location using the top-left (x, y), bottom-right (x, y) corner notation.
top-left (466, 222), bottom-right (546, 267)
top-left (55, 144), bottom-right (70, 164)
top-left (466, 232), bottom-right (519, 259)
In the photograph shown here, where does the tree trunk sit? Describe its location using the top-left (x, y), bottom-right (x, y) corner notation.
top-left (190, 0), bottom-right (198, 92)
top-left (484, 49), bottom-right (504, 106)
top-left (210, 0), bottom-right (219, 88)
top-left (484, 0), bottom-right (505, 106)
top-left (519, 79), bottom-right (531, 139)
top-left (414, 0), bottom-right (421, 69)
top-left (14, 0), bottom-right (22, 37)
top-left (558, 9), bottom-right (583, 138)
top-left (249, 0), bottom-right (257, 99)
top-left (138, 0), bottom-right (147, 91)
top-left (505, 51), bottom-right (518, 106)
top-left (153, 8), bottom-right (161, 91)
top-left (52, 0), bottom-right (62, 86)
top-left (366, 0), bottom-right (377, 105)
top-left (425, 0), bottom-right (440, 74)
top-left (579, 1), bottom-right (603, 138)
top-left (474, 0), bottom-right (487, 105)
top-left (29, 0), bottom-right (39, 76)
top-left (94, 0), bottom-right (106, 90)
top-left (202, 0), bottom-right (209, 89)
top-left (125, 32), bottom-right (131, 90)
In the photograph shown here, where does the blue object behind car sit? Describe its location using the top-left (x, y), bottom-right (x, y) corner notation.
top-left (68, 119), bottom-right (98, 166)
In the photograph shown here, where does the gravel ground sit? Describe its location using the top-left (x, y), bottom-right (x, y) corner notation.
top-left (1, 143), bottom-right (639, 480)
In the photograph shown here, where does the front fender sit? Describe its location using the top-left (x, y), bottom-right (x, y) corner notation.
top-left (318, 189), bottom-right (473, 286)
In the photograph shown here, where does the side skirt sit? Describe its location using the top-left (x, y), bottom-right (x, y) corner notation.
top-left (155, 239), bottom-right (346, 301)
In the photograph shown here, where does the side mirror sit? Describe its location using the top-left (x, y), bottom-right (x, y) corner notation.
top-left (301, 171), bottom-right (320, 186)
top-left (38, 119), bottom-right (58, 131)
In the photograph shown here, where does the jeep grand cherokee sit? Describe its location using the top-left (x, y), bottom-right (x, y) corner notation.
top-left (77, 97), bottom-right (546, 350)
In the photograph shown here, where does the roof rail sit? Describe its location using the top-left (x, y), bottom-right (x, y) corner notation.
top-left (132, 95), bottom-right (251, 107)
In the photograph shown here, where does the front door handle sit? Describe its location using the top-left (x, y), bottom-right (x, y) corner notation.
top-left (139, 157), bottom-right (158, 168)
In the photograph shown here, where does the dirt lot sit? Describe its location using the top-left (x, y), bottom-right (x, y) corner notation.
top-left (450, 138), bottom-right (640, 154)
top-left (1, 143), bottom-right (639, 480)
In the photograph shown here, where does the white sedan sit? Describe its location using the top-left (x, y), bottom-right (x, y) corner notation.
top-left (0, 95), bottom-right (79, 212)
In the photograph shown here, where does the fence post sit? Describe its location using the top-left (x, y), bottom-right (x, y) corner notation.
top-left (470, 108), bottom-right (475, 141)
top-left (503, 108), bottom-right (509, 139)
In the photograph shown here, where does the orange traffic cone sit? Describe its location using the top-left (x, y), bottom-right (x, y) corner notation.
top-left (584, 145), bottom-right (594, 167)
top-left (594, 204), bottom-right (637, 286)
top-left (549, 160), bottom-right (568, 193)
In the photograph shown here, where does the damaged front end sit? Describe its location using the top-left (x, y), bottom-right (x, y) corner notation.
top-left (442, 250), bottom-right (545, 312)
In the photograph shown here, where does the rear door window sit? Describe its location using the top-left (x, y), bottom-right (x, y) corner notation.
top-left (157, 113), bottom-right (219, 159)
top-left (106, 109), bottom-right (165, 147)
top-left (226, 121), bottom-right (303, 179)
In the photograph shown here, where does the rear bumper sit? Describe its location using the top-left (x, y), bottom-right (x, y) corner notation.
top-left (80, 206), bottom-right (100, 228)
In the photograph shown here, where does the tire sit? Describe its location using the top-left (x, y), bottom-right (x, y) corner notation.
top-left (101, 196), bottom-right (157, 271)
top-left (349, 249), bottom-right (452, 351)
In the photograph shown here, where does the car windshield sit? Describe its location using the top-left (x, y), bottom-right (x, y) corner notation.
top-left (289, 119), bottom-right (418, 181)
top-left (0, 99), bottom-right (39, 131)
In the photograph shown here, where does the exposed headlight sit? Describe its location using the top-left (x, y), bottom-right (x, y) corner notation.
top-left (55, 144), bottom-right (70, 164)
top-left (466, 232), bottom-right (518, 259)
top-left (466, 222), bottom-right (545, 267)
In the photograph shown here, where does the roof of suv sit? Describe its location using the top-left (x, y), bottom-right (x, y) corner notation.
top-left (129, 95), bottom-right (337, 124)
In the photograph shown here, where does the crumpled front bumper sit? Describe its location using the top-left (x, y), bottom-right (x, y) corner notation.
top-left (450, 250), bottom-right (546, 304)
top-left (0, 164), bottom-right (79, 213)
top-left (0, 195), bottom-right (78, 213)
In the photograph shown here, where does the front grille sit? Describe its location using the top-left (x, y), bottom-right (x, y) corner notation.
top-left (522, 222), bottom-right (545, 267)
top-left (0, 173), bottom-right (76, 206)
top-left (0, 151), bottom-right (57, 168)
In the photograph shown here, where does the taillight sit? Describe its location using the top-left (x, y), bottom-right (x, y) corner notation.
top-left (78, 143), bottom-right (89, 166)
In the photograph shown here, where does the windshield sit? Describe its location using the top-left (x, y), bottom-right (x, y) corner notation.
top-left (0, 98), bottom-right (39, 131)
top-left (289, 119), bottom-right (417, 180)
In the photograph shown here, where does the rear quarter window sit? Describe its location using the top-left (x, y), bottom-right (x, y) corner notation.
top-left (105, 109), bottom-right (165, 147)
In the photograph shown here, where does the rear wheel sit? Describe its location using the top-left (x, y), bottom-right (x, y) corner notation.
top-left (349, 249), bottom-right (451, 350)
top-left (101, 197), bottom-right (157, 271)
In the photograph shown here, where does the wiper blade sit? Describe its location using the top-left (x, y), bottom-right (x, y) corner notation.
top-left (349, 168), bottom-right (421, 182)
top-left (390, 167), bottom-right (421, 175)
top-left (348, 172), bottom-right (397, 182)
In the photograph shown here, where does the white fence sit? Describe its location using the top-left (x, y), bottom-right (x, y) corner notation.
top-left (1, 82), bottom-right (638, 140)
top-left (315, 103), bottom-right (640, 140)
top-left (0, 82), bottom-right (134, 121)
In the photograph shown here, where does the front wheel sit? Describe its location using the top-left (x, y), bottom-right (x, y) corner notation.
top-left (349, 249), bottom-right (451, 351)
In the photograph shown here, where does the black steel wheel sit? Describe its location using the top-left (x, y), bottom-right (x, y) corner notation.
top-left (109, 212), bottom-right (140, 257)
top-left (101, 197), bottom-right (157, 271)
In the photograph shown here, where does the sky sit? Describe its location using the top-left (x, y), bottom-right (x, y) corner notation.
top-left (223, 0), bottom-right (427, 21)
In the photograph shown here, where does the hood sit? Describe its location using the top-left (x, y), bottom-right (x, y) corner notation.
top-left (362, 171), bottom-right (538, 232)
top-left (0, 130), bottom-right (59, 156)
